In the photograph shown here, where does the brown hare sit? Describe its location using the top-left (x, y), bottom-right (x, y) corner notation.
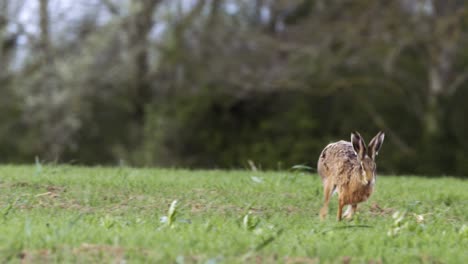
top-left (317, 131), bottom-right (385, 221)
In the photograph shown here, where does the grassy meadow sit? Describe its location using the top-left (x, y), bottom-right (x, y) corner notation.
top-left (0, 165), bottom-right (466, 263)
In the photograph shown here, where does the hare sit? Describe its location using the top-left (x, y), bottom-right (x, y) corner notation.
top-left (317, 131), bottom-right (385, 221)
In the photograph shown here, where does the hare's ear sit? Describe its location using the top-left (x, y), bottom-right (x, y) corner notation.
top-left (351, 131), bottom-right (366, 160)
top-left (368, 131), bottom-right (385, 160)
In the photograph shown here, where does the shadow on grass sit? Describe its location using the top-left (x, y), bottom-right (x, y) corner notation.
top-left (321, 225), bottom-right (373, 234)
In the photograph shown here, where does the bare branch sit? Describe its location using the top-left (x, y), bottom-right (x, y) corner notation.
top-left (357, 95), bottom-right (414, 155)
top-left (447, 69), bottom-right (468, 96)
top-left (101, 0), bottom-right (121, 16)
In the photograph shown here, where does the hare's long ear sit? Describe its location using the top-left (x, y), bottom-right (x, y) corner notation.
top-left (351, 131), bottom-right (366, 160)
top-left (368, 131), bottom-right (385, 160)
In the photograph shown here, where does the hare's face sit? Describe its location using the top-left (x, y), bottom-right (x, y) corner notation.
top-left (360, 156), bottom-right (376, 183)
top-left (352, 131), bottom-right (384, 184)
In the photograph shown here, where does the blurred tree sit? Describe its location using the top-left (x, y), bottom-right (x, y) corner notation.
top-left (127, 0), bottom-right (161, 125)
top-left (0, 0), bottom-right (467, 176)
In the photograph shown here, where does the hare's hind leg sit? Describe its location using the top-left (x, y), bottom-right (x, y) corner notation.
top-left (343, 204), bottom-right (358, 220)
top-left (320, 181), bottom-right (334, 220)
top-left (343, 205), bottom-right (352, 218)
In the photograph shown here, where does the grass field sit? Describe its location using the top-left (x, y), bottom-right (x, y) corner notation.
top-left (0, 165), bottom-right (466, 263)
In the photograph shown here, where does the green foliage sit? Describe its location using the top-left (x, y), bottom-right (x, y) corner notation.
top-left (2, 1), bottom-right (468, 176)
top-left (0, 165), bottom-right (466, 263)
top-left (135, 86), bottom-right (467, 175)
top-left (138, 90), bottom-right (328, 169)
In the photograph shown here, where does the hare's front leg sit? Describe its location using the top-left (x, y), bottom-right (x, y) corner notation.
top-left (337, 197), bottom-right (345, 221)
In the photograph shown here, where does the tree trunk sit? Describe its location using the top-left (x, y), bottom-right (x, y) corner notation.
top-left (39, 0), bottom-right (51, 63)
top-left (129, 0), bottom-right (160, 125)
top-left (0, 0), bottom-right (9, 71)
top-left (423, 0), bottom-right (458, 140)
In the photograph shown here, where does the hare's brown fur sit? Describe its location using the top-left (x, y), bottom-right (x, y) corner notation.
top-left (317, 132), bottom-right (384, 221)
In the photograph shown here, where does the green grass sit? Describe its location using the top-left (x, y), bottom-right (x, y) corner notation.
top-left (0, 165), bottom-right (466, 263)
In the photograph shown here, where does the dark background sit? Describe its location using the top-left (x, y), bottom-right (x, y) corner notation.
top-left (1, 0), bottom-right (468, 176)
